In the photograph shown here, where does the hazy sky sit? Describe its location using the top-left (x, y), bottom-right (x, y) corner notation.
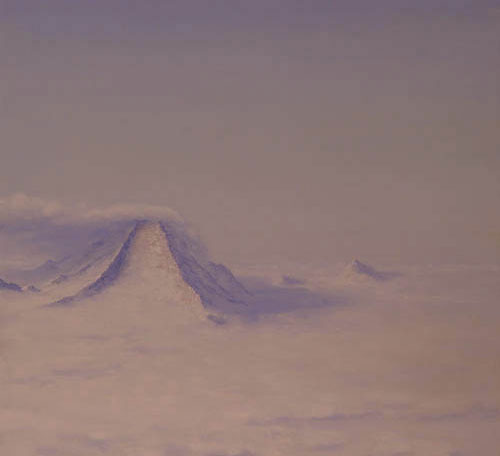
top-left (1, 0), bottom-right (499, 267)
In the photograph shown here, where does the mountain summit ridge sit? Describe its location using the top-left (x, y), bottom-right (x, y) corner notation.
top-left (48, 220), bottom-right (250, 318)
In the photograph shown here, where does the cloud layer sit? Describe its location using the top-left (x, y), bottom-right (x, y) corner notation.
top-left (0, 193), bottom-right (182, 227)
top-left (0, 194), bottom-right (184, 269)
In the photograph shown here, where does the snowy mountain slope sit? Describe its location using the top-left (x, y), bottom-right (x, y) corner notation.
top-left (161, 222), bottom-right (251, 313)
top-left (48, 220), bottom-right (251, 317)
top-left (48, 222), bottom-right (141, 306)
top-left (55, 229), bottom-right (128, 278)
top-left (2, 224), bottom-right (131, 289)
top-left (3, 259), bottom-right (61, 286)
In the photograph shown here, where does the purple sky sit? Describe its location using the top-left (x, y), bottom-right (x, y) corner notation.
top-left (1, 1), bottom-right (499, 266)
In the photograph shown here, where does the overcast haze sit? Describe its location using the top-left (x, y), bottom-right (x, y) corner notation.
top-left (1, 0), bottom-right (499, 267)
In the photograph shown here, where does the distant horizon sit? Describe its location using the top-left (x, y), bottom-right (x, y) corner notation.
top-left (1, 193), bottom-right (498, 272)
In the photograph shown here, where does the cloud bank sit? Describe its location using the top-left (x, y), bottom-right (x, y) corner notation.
top-left (0, 194), bottom-right (184, 269)
top-left (0, 193), bottom-right (182, 227)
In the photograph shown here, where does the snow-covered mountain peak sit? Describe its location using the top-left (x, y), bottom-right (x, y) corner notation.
top-left (337, 258), bottom-right (400, 284)
top-left (125, 220), bottom-right (183, 277)
top-left (49, 219), bottom-right (250, 320)
top-left (349, 259), bottom-right (377, 276)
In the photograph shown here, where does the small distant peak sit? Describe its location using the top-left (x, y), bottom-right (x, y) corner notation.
top-left (343, 258), bottom-right (399, 282)
top-left (349, 259), bottom-right (374, 275)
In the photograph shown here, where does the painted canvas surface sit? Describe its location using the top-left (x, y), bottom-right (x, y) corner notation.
top-left (1, 2), bottom-right (499, 455)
